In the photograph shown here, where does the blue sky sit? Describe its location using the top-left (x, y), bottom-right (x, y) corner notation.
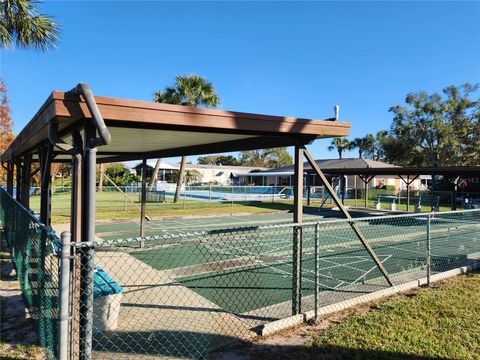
top-left (1, 1), bottom-right (479, 164)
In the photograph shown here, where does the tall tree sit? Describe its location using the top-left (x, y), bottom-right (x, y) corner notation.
top-left (0, 80), bottom-right (14, 183)
top-left (0, 0), bottom-right (60, 50)
top-left (351, 134), bottom-right (375, 159)
top-left (153, 75), bottom-right (220, 202)
top-left (239, 147), bottom-right (293, 168)
top-left (327, 137), bottom-right (352, 159)
top-left (384, 83), bottom-right (479, 166)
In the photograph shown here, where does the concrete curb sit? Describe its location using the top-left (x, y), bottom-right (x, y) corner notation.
top-left (260, 261), bottom-right (479, 337)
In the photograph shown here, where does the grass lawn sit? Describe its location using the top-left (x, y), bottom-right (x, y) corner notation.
top-left (252, 273), bottom-right (480, 360)
top-left (29, 192), bottom-right (297, 223)
top-left (29, 191), bottom-right (454, 224)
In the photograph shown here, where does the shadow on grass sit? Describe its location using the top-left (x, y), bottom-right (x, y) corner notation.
top-left (229, 343), bottom-right (447, 360)
top-left (93, 328), bottom-right (446, 360)
top-left (93, 329), bottom-right (249, 359)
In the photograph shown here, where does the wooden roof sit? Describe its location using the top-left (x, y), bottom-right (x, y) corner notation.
top-left (1, 91), bottom-right (350, 163)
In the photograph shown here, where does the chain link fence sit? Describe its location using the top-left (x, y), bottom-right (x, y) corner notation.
top-left (72, 209), bottom-right (479, 359)
top-left (1, 186), bottom-right (480, 359)
top-left (0, 188), bottom-right (60, 359)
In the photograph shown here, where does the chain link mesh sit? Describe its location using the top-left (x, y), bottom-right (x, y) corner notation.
top-left (2, 185), bottom-right (479, 359)
top-left (0, 188), bottom-right (60, 359)
top-left (70, 209), bottom-right (480, 359)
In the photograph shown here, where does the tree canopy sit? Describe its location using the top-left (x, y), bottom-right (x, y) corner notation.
top-left (382, 83), bottom-right (479, 166)
top-left (351, 134), bottom-right (375, 159)
top-left (327, 137), bottom-right (352, 159)
top-left (154, 74), bottom-right (220, 108)
top-left (239, 147), bottom-right (293, 168)
top-left (0, 80), bottom-right (14, 183)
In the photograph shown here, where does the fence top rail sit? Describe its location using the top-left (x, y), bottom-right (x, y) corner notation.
top-left (71, 207), bottom-right (480, 248)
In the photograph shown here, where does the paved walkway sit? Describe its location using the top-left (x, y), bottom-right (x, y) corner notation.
top-left (93, 250), bottom-right (255, 359)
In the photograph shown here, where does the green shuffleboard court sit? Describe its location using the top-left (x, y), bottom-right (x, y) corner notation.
top-left (101, 210), bottom-right (480, 316)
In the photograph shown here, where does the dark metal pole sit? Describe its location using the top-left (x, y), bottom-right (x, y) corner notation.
top-left (303, 149), bottom-right (393, 286)
top-left (59, 231), bottom-right (72, 360)
top-left (292, 144), bottom-right (304, 315)
top-left (406, 175), bottom-right (410, 212)
top-left (431, 174), bottom-right (435, 212)
top-left (70, 131), bottom-right (83, 360)
top-left (452, 176), bottom-right (459, 211)
top-left (364, 175), bottom-right (369, 208)
top-left (306, 174), bottom-right (311, 206)
top-left (80, 124), bottom-right (96, 360)
top-left (21, 153), bottom-right (32, 208)
top-left (39, 147), bottom-right (52, 228)
top-left (6, 160), bottom-right (14, 196)
top-left (314, 222), bottom-right (319, 321)
top-left (140, 158), bottom-right (147, 240)
top-left (15, 158), bottom-right (22, 202)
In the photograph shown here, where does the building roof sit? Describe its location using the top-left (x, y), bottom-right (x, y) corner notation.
top-left (257, 158), bottom-right (480, 177)
top-left (0, 88), bottom-right (350, 163)
top-left (264, 158), bottom-right (397, 173)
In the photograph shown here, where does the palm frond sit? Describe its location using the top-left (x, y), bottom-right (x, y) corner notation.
top-left (0, 0), bottom-right (60, 50)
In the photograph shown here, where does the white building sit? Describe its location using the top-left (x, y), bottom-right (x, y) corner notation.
top-left (128, 160), bottom-right (264, 185)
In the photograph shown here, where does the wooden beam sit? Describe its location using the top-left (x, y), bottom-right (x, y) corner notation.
top-left (303, 148), bottom-right (394, 286)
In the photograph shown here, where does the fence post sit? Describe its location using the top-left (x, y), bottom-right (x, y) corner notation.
top-left (231, 186), bottom-right (234, 207)
top-left (314, 223), bottom-right (319, 321)
top-left (59, 231), bottom-right (71, 360)
top-left (292, 225), bottom-right (302, 315)
top-left (79, 246), bottom-right (95, 360)
top-left (209, 185), bottom-right (211, 203)
top-left (426, 214), bottom-right (431, 286)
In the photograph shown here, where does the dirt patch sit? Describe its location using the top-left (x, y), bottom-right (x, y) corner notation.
top-left (0, 247), bottom-right (43, 359)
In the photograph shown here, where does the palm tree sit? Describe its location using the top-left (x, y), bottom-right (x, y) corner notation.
top-left (328, 137), bottom-right (352, 159)
top-left (351, 134), bottom-right (375, 159)
top-left (153, 75), bottom-right (220, 202)
top-left (0, 0), bottom-right (60, 50)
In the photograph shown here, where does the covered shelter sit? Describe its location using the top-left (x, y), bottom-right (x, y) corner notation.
top-left (1, 83), bottom-right (400, 358)
top-left (239, 159), bottom-right (480, 211)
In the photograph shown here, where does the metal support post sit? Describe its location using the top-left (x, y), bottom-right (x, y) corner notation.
top-left (59, 231), bottom-right (72, 360)
top-left (79, 124), bottom-right (97, 360)
top-left (140, 158), bottom-right (147, 239)
top-left (431, 174), bottom-right (435, 212)
top-left (306, 175), bottom-right (311, 206)
top-left (15, 158), bottom-right (22, 202)
top-left (303, 148), bottom-right (393, 286)
top-left (364, 175), bottom-right (368, 208)
top-left (406, 175), bottom-right (410, 212)
top-left (426, 214), bottom-right (431, 286)
top-left (354, 175), bottom-right (357, 207)
top-left (39, 146), bottom-right (53, 227)
top-left (314, 223), bottom-right (319, 321)
top-left (21, 153), bottom-right (32, 207)
top-left (6, 160), bottom-right (14, 196)
top-left (292, 144), bottom-right (304, 315)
